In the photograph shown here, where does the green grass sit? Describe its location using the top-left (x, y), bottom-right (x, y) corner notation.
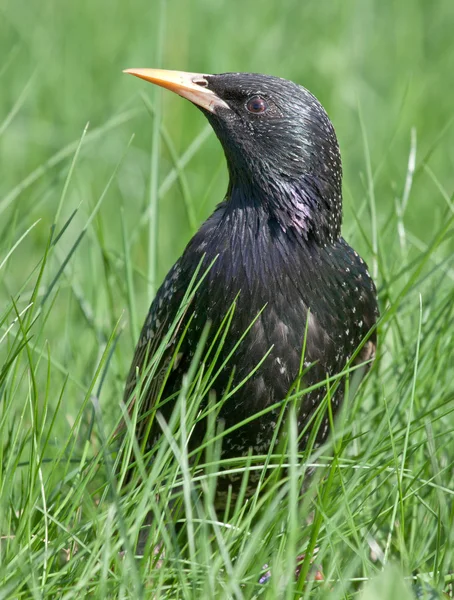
top-left (1, 0), bottom-right (454, 597)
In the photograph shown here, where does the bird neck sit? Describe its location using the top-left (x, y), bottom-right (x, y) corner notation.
top-left (226, 172), bottom-right (342, 246)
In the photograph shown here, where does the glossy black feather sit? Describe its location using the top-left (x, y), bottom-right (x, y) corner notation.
top-left (124, 72), bottom-right (379, 477)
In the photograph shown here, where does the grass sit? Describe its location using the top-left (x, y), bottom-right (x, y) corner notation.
top-left (1, 0), bottom-right (454, 597)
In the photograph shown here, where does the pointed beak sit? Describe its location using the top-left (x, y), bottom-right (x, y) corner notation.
top-left (123, 68), bottom-right (229, 114)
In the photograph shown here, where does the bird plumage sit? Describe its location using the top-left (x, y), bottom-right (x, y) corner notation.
top-left (123, 70), bottom-right (378, 483)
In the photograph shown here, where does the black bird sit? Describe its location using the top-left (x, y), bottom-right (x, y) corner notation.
top-left (123, 69), bottom-right (378, 492)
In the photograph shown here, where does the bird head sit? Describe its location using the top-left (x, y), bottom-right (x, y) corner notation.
top-left (124, 68), bottom-right (342, 242)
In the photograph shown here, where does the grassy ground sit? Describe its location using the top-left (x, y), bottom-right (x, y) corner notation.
top-left (1, 0), bottom-right (453, 597)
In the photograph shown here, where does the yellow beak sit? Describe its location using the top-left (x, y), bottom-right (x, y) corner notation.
top-left (123, 68), bottom-right (229, 114)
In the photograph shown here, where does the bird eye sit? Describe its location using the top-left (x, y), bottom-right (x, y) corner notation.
top-left (246, 96), bottom-right (268, 114)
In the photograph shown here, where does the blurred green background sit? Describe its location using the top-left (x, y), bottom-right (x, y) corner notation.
top-left (1, 0), bottom-right (453, 409)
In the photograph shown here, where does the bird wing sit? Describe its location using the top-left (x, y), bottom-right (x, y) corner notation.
top-left (121, 260), bottom-right (193, 446)
top-left (121, 204), bottom-right (228, 450)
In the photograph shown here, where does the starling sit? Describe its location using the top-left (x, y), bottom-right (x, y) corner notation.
top-left (123, 69), bottom-right (378, 490)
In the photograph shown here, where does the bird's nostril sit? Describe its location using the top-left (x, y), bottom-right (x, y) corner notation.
top-left (192, 77), bottom-right (209, 88)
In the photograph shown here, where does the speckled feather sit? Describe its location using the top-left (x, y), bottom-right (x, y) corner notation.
top-left (123, 72), bottom-right (378, 487)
